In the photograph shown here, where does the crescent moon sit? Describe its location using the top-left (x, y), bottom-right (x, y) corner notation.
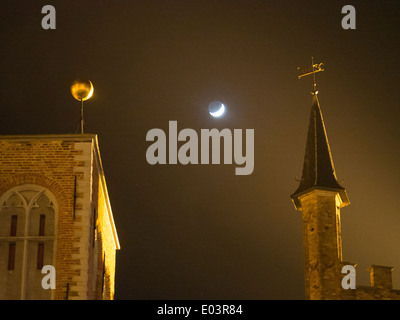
top-left (209, 103), bottom-right (225, 117)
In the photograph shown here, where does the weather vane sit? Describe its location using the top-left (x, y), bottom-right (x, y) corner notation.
top-left (297, 57), bottom-right (324, 95)
top-left (70, 79), bottom-right (94, 134)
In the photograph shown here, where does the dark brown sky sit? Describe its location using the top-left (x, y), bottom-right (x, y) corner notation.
top-left (1, 0), bottom-right (399, 299)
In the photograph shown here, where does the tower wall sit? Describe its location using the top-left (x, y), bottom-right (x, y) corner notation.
top-left (0, 134), bottom-right (119, 300)
top-left (298, 189), bottom-right (344, 299)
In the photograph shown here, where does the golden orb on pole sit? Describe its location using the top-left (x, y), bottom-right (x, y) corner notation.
top-left (70, 79), bottom-right (94, 134)
top-left (70, 79), bottom-right (94, 101)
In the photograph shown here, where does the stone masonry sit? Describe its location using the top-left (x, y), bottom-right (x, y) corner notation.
top-left (0, 134), bottom-right (119, 300)
top-left (292, 93), bottom-right (400, 300)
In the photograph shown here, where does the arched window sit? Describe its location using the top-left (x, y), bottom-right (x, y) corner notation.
top-left (0, 185), bottom-right (57, 300)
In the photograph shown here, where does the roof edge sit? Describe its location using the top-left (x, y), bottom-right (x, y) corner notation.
top-left (0, 133), bottom-right (98, 141)
top-left (291, 186), bottom-right (350, 210)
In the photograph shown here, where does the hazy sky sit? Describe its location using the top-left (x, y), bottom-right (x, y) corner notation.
top-left (1, 1), bottom-right (399, 299)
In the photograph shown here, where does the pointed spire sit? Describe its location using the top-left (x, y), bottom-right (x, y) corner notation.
top-left (291, 94), bottom-right (349, 210)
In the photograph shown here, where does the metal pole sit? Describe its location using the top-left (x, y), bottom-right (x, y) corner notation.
top-left (80, 98), bottom-right (84, 134)
top-left (311, 57), bottom-right (317, 94)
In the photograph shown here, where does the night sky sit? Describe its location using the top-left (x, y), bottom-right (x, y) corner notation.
top-left (1, 1), bottom-right (400, 300)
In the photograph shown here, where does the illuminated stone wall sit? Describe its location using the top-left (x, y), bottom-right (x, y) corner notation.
top-left (91, 148), bottom-right (119, 300)
top-left (297, 189), bottom-right (400, 300)
top-left (0, 134), bottom-right (119, 300)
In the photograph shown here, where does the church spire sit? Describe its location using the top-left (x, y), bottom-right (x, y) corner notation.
top-left (291, 59), bottom-right (349, 210)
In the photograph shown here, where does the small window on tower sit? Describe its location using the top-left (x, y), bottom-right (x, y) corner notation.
top-left (8, 242), bottom-right (16, 271)
top-left (10, 215), bottom-right (17, 237)
top-left (39, 214), bottom-right (45, 236)
top-left (37, 243), bottom-right (44, 270)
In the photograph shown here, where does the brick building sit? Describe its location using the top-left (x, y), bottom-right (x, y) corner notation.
top-left (0, 134), bottom-right (119, 300)
top-left (291, 91), bottom-right (400, 300)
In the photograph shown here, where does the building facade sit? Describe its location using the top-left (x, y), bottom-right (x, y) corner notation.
top-left (0, 134), bottom-right (119, 300)
top-left (292, 92), bottom-right (400, 300)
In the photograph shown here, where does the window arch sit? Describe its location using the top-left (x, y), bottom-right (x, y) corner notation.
top-left (0, 184), bottom-right (58, 300)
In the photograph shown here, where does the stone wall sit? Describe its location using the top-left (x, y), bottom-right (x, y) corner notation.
top-left (0, 134), bottom-right (119, 300)
top-left (297, 188), bottom-right (400, 300)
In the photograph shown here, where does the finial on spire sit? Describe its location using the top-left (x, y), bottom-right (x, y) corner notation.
top-left (297, 57), bottom-right (324, 95)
